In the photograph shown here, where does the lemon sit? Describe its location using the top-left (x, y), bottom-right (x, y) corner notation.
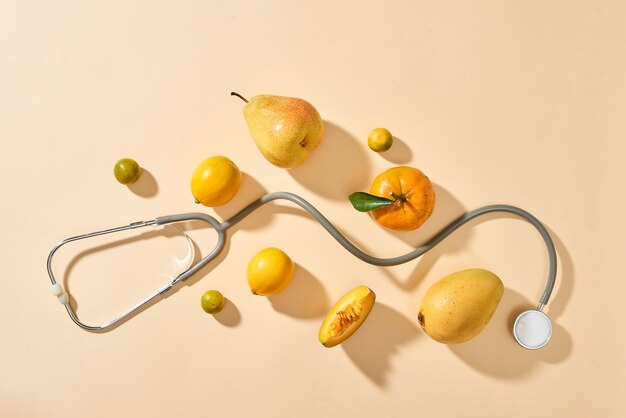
top-left (368, 128), bottom-right (393, 152)
top-left (201, 290), bottom-right (226, 314)
top-left (247, 247), bottom-right (294, 296)
top-left (114, 158), bottom-right (141, 185)
top-left (191, 156), bottom-right (241, 207)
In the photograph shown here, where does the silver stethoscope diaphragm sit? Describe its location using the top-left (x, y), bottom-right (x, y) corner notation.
top-left (513, 309), bottom-right (553, 349)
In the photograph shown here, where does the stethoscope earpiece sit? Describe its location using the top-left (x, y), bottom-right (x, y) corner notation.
top-left (513, 309), bottom-right (552, 349)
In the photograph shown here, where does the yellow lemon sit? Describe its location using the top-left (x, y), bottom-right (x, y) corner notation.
top-left (247, 247), bottom-right (294, 296)
top-left (191, 156), bottom-right (241, 207)
top-left (368, 128), bottom-right (393, 152)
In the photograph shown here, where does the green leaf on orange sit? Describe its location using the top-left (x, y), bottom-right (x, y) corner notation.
top-left (348, 192), bottom-right (394, 212)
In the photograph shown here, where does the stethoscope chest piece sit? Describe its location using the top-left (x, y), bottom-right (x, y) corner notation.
top-left (513, 309), bottom-right (552, 349)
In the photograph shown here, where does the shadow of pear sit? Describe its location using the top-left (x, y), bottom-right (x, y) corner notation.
top-left (342, 303), bottom-right (421, 387)
top-left (288, 121), bottom-right (372, 200)
top-left (268, 264), bottom-right (329, 319)
top-left (448, 288), bottom-right (572, 378)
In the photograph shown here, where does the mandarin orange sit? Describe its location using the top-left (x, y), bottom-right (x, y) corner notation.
top-left (369, 166), bottom-right (435, 231)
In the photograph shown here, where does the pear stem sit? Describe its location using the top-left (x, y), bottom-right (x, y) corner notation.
top-left (230, 92), bottom-right (248, 103)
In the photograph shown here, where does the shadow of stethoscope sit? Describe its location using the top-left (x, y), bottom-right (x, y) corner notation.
top-left (48, 192), bottom-right (560, 352)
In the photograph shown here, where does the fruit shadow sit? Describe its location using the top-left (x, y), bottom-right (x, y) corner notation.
top-left (212, 172), bottom-right (269, 230)
top-left (448, 287), bottom-right (573, 378)
top-left (380, 136), bottom-right (413, 164)
top-left (239, 202), bottom-right (385, 275)
top-left (342, 303), bottom-right (421, 387)
top-left (268, 264), bottom-right (329, 319)
top-left (288, 121), bottom-right (372, 200)
top-left (129, 168), bottom-right (158, 198)
top-left (214, 188), bottom-right (372, 260)
top-left (60, 226), bottom-right (196, 332)
top-left (218, 198), bottom-right (317, 240)
top-left (213, 298), bottom-right (241, 327)
top-left (377, 184), bottom-right (470, 290)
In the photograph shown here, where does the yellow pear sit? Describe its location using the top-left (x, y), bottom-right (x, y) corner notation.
top-left (418, 268), bottom-right (504, 344)
top-left (232, 92), bottom-right (324, 168)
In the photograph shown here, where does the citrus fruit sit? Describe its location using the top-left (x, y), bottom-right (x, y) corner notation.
top-left (113, 158), bottom-right (141, 185)
top-left (201, 290), bottom-right (225, 314)
top-left (368, 128), bottom-right (393, 152)
top-left (369, 166), bottom-right (435, 231)
top-left (191, 156), bottom-right (241, 207)
top-left (247, 247), bottom-right (294, 296)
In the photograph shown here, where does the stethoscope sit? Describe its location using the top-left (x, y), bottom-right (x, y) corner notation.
top-left (47, 191), bottom-right (556, 349)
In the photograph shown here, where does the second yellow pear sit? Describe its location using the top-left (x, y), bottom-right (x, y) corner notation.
top-left (232, 92), bottom-right (324, 169)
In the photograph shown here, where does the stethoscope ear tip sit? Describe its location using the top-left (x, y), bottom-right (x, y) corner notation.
top-left (513, 309), bottom-right (552, 349)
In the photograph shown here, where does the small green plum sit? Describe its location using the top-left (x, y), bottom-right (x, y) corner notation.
top-left (368, 128), bottom-right (393, 152)
top-left (114, 158), bottom-right (141, 185)
top-left (201, 290), bottom-right (225, 314)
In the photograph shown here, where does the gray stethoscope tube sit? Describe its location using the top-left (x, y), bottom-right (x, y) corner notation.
top-left (48, 192), bottom-right (557, 348)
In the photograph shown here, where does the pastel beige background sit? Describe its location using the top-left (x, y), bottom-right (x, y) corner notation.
top-left (1, 1), bottom-right (625, 417)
